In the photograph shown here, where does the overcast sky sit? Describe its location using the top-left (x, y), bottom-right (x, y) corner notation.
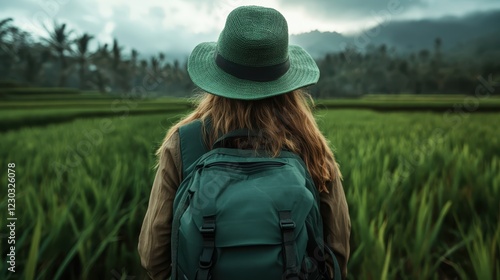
top-left (2, 0), bottom-right (499, 58)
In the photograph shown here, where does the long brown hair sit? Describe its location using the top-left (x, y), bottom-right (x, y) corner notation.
top-left (157, 89), bottom-right (341, 193)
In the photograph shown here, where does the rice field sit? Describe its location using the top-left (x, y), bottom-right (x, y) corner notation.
top-left (0, 97), bottom-right (499, 279)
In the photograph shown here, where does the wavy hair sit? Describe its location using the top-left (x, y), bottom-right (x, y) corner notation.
top-left (158, 89), bottom-right (341, 193)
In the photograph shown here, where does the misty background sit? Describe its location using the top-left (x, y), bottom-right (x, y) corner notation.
top-left (1, 0), bottom-right (499, 97)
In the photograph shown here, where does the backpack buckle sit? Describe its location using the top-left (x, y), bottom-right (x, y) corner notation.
top-left (200, 222), bottom-right (216, 237)
top-left (199, 250), bottom-right (213, 269)
top-left (199, 217), bottom-right (216, 273)
top-left (279, 219), bottom-right (296, 230)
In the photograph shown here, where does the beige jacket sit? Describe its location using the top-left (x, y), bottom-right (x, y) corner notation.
top-left (138, 131), bottom-right (351, 279)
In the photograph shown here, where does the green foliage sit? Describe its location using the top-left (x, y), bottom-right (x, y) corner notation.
top-left (0, 97), bottom-right (190, 132)
top-left (0, 18), bottom-right (194, 95)
top-left (0, 80), bottom-right (24, 88)
top-left (0, 113), bottom-right (183, 279)
top-left (0, 87), bottom-right (80, 95)
top-left (3, 16), bottom-right (500, 97)
top-left (316, 95), bottom-right (500, 112)
top-left (321, 109), bottom-right (500, 279)
top-left (0, 106), bottom-right (499, 279)
top-left (312, 46), bottom-right (500, 97)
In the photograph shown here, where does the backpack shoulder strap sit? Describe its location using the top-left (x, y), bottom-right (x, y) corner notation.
top-left (178, 119), bottom-right (209, 179)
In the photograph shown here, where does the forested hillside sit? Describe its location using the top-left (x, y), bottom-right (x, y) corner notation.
top-left (1, 10), bottom-right (499, 97)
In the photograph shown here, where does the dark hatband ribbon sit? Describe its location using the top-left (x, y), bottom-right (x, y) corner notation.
top-left (215, 53), bottom-right (290, 82)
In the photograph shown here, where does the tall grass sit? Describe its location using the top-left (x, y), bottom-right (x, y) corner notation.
top-left (0, 113), bottom-right (183, 279)
top-left (320, 110), bottom-right (500, 279)
top-left (0, 109), bottom-right (498, 279)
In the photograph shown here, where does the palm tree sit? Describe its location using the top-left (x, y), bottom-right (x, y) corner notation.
top-left (173, 59), bottom-right (180, 79)
top-left (74, 33), bottom-right (94, 89)
top-left (43, 22), bottom-right (73, 87)
top-left (89, 43), bottom-right (110, 93)
top-left (91, 43), bottom-right (110, 67)
top-left (110, 38), bottom-right (131, 92)
top-left (128, 49), bottom-right (139, 89)
top-left (1, 22), bottom-right (35, 83)
top-left (158, 52), bottom-right (169, 80)
top-left (0, 18), bottom-right (14, 78)
top-left (0, 18), bottom-right (13, 42)
top-left (20, 44), bottom-right (50, 85)
top-left (140, 59), bottom-right (147, 68)
top-left (434, 38), bottom-right (442, 55)
top-left (158, 52), bottom-right (165, 63)
top-left (432, 37), bottom-right (444, 91)
top-left (111, 38), bottom-right (122, 71)
top-left (130, 49), bottom-right (138, 69)
top-left (418, 49), bottom-right (430, 63)
top-left (150, 56), bottom-right (160, 76)
top-left (433, 37), bottom-right (442, 69)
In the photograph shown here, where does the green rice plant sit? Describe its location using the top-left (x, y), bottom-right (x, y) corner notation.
top-left (25, 213), bottom-right (42, 280)
top-left (321, 110), bottom-right (500, 279)
top-left (0, 112), bottom-right (184, 279)
top-left (457, 220), bottom-right (500, 280)
top-left (0, 108), bottom-right (499, 279)
top-left (405, 189), bottom-right (452, 278)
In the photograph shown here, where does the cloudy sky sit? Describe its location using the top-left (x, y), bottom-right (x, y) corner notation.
top-left (2, 0), bottom-right (499, 58)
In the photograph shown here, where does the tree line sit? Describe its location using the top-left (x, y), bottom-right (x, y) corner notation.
top-left (0, 19), bottom-right (191, 97)
top-left (312, 39), bottom-right (500, 98)
top-left (0, 18), bottom-right (498, 97)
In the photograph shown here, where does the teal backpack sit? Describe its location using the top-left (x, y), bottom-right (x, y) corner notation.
top-left (171, 120), bottom-right (341, 280)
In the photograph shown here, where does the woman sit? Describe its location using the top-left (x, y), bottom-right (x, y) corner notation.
top-left (138, 5), bottom-right (350, 280)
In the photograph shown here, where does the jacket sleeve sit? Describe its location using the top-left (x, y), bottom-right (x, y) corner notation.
top-left (320, 167), bottom-right (351, 279)
top-left (138, 132), bottom-right (182, 280)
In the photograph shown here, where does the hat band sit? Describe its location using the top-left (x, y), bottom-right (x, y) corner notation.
top-left (215, 53), bottom-right (290, 82)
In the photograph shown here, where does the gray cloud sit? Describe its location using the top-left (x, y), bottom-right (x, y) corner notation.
top-left (0, 0), bottom-right (98, 38)
top-left (2, 0), bottom-right (500, 59)
top-left (278, 0), bottom-right (424, 20)
top-left (149, 6), bottom-right (166, 19)
top-left (0, 0), bottom-right (36, 15)
top-left (0, 1), bottom-right (217, 59)
top-left (109, 6), bottom-right (217, 59)
top-left (277, 0), bottom-right (500, 22)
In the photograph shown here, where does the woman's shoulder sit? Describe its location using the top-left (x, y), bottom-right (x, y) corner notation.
top-left (157, 129), bottom-right (181, 168)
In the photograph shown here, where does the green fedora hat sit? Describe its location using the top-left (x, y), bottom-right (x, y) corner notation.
top-left (187, 5), bottom-right (320, 100)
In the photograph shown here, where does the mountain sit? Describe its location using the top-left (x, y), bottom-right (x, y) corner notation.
top-left (290, 30), bottom-right (349, 57)
top-left (290, 10), bottom-right (500, 58)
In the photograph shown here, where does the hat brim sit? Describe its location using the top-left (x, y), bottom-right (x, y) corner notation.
top-left (187, 42), bottom-right (320, 100)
